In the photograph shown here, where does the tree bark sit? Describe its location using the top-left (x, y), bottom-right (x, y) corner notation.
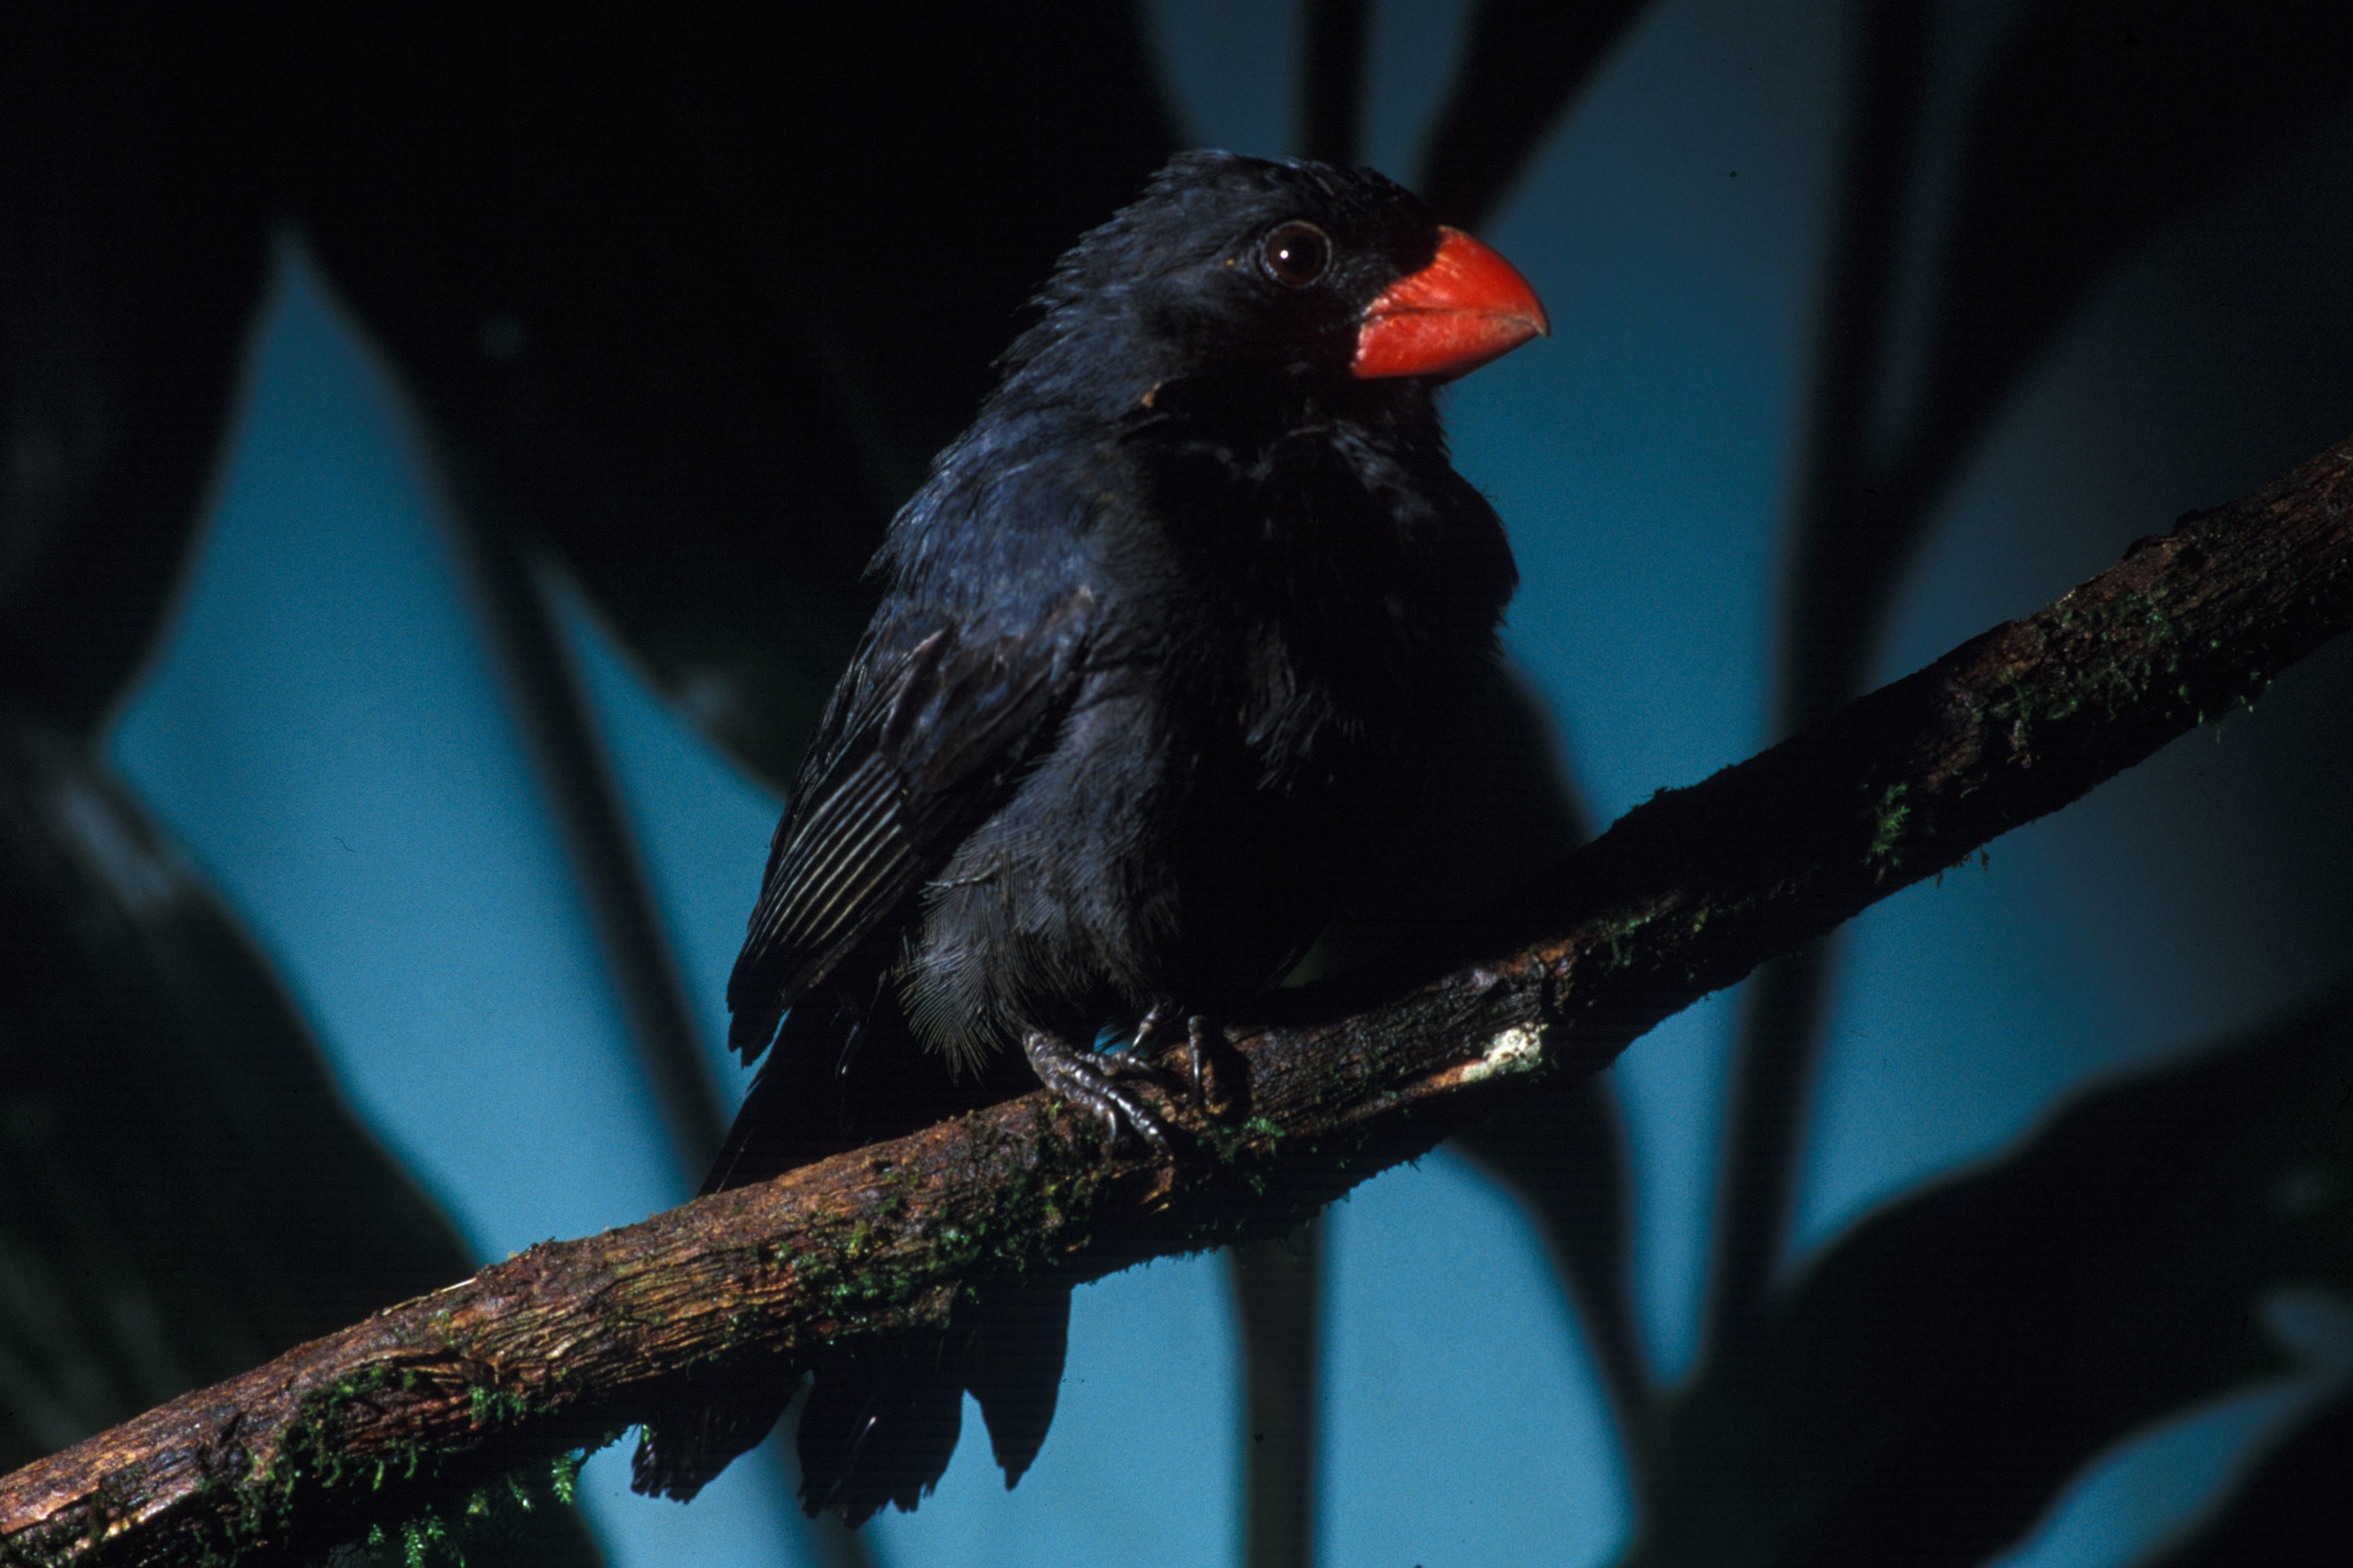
top-left (6, 432), bottom-right (2352, 1568)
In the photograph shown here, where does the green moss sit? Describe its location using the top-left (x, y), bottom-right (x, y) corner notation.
top-left (178, 1360), bottom-right (582, 1568)
top-left (548, 1449), bottom-right (585, 1507)
top-left (1866, 780), bottom-right (1912, 873)
top-left (399, 1512), bottom-right (453, 1568)
top-left (1582, 905), bottom-right (1667, 978)
top-left (331, 1443), bottom-right (604, 1568)
top-left (467, 1386), bottom-right (535, 1430)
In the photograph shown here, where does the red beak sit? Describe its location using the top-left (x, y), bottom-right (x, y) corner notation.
top-left (1352, 226), bottom-right (1550, 381)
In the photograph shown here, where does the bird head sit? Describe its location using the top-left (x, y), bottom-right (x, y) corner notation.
top-left (996, 152), bottom-right (1548, 422)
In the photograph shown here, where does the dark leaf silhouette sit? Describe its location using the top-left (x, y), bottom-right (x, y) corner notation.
top-left (1782, 0), bottom-right (2353, 729)
top-left (0, 7), bottom-right (269, 731)
top-left (2148, 1388), bottom-right (2353, 1567)
top-left (1631, 988), bottom-right (2353, 1568)
top-left (8, 14), bottom-right (1178, 1560)
top-left (285, 3), bottom-right (1178, 790)
top-left (1709, 0), bottom-right (1933, 1390)
top-left (1299, 0), bottom-right (1369, 165)
top-left (1905, 0), bottom-right (2353, 518)
top-left (1718, 0), bottom-right (2353, 1401)
top-left (1232, 1226), bottom-right (1324, 1568)
top-left (1456, 1076), bottom-right (1647, 1462)
top-left (0, 717), bottom-right (603, 1566)
top-left (1399, 665), bottom-right (1651, 1452)
top-left (1417, 0), bottom-right (1653, 227)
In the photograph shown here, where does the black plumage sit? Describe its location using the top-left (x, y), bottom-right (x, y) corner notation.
top-left (633, 150), bottom-right (1543, 1520)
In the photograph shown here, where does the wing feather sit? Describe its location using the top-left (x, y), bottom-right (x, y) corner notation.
top-left (724, 591), bottom-right (1093, 1060)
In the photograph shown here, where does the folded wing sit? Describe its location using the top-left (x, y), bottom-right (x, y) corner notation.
top-left (724, 585), bottom-right (1097, 1067)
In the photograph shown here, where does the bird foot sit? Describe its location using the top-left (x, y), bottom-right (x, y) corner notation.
top-left (1110, 1003), bottom-right (1214, 1109)
top-left (1025, 1030), bottom-right (1173, 1154)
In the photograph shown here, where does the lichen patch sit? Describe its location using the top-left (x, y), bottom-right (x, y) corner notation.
top-left (1459, 1026), bottom-right (1544, 1084)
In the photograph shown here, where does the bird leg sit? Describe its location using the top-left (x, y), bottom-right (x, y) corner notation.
top-left (1024, 1030), bottom-right (1173, 1154)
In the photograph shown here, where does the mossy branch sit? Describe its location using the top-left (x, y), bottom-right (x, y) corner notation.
top-left (7, 433), bottom-right (2353, 1568)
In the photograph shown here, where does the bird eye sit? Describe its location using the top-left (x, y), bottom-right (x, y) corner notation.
top-left (1259, 221), bottom-right (1331, 288)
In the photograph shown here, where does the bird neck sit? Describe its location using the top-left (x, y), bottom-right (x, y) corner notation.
top-left (1120, 381), bottom-right (1469, 606)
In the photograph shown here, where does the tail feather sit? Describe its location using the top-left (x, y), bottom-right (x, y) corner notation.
top-left (797, 1336), bottom-right (967, 1523)
top-left (964, 1276), bottom-right (1071, 1488)
top-left (632, 985), bottom-right (1074, 1521)
top-left (630, 1382), bottom-right (794, 1503)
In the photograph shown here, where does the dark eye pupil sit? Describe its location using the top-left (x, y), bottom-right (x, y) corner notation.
top-left (1262, 222), bottom-right (1330, 287)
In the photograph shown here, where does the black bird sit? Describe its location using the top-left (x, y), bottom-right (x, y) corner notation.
top-left (632, 150), bottom-right (1546, 1520)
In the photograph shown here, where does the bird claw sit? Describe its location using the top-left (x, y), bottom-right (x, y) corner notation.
top-left (1120, 1001), bottom-right (1173, 1062)
top-left (1111, 1003), bottom-right (1212, 1109)
top-left (1024, 1031), bottom-right (1173, 1156)
top-left (1183, 1014), bottom-right (1211, 1107)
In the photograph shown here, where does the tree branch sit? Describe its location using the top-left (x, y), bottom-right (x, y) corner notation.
top-left (8, 433), bottom-right (2353, 1568)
